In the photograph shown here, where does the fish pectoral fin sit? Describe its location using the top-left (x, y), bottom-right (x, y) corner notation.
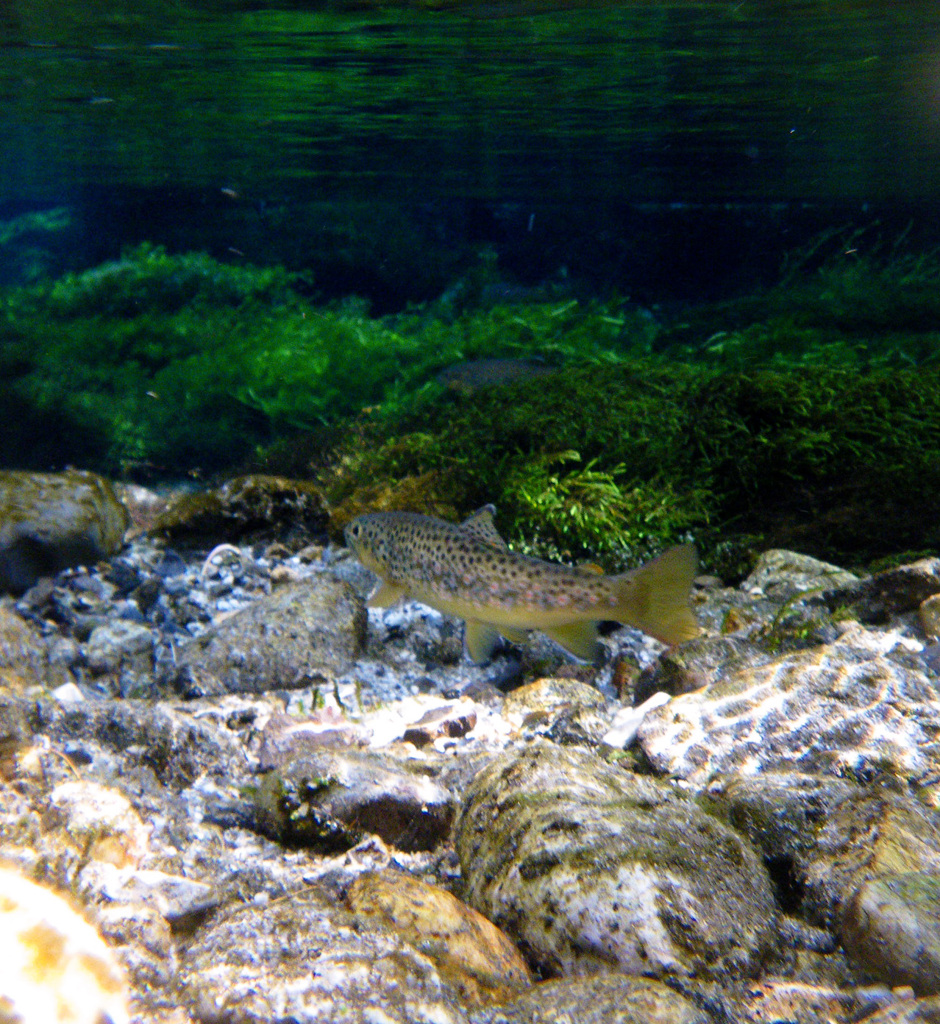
top-left (464, 620), bottom-right (502, 663)
top-left (367, 581), bottom-right (406, 608)
top-left (542, 621), bottom-right (601, 662)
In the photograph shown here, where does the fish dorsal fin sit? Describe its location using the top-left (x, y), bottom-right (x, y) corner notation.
top-left (576, 562), bottom-right (605, 576)
top-left (458, 504), bottom-right (508, 550)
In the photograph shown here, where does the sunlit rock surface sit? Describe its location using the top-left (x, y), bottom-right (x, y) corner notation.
top-left (455, 742), bottom-right (776, 980)
top-left (3, 527), bottom-right (940, 1023)
top-left (637, 626), bottom-right (940, 790)
top-left (0, 866), bottom-right (130, 1024)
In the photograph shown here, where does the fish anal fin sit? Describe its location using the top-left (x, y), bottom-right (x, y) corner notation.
top-left (458, 504), bottom-right (508, 550)
top-left (368, 581), bottom-right (406, 608)
top-left (542, 621), bottom-right (601, 663)
top-left (465, 619), bottom-right (502, 663)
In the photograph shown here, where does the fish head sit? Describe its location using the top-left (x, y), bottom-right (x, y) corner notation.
top-left (344, 513), bottom-right (394, 575)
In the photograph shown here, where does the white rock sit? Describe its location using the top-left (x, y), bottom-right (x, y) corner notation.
top-left (0, 867), bottom-right (129, 1024)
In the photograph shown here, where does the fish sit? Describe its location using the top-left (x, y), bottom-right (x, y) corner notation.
top-left (343, 505), bottom-right (701, 663)
top-left (434, 358), bottom-right (558, 396)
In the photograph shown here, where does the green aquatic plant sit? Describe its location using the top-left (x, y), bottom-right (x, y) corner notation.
top-left (502, 450), bottom-right (708, 565)
top-left (315, 355), bottom-right (940, 568)
top-left (3, 238), bottom-right (940, 571)
top-left (0, 247), bottom-right (665, 476)
top-left (38, 242), bottom-right (304, 318)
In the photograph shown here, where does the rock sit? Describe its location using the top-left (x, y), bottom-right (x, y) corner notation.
top-left (10, 521), bottom-right (940, 1019)
top-left (920, 594), bottom-right (940, 638)
top-left (0, 691), bottom-right (31, 776)
top-left (843, 873), bottom-right (940, 996)
top-left (32, 692), bottom-right (251, 792)
top-left (347, 869), bottom-right (532, 1006)
top-left (602, 691), bottom-right (671, 748)
top-left (856, 996), bottom-right (940, 1022)
top-left (706, 771), bottom-right (860, 863)
top-left (454, 742), bottom-right (776, 980)
top-left (180, 885), bottom-right (473, 1023)
top-left (253, 746), bottom-right (454, 852)
top-left (0, 469), bottom-right (130, 593)
top-left (0, 866), bottom-right (130, 1024)
top-left (638, 626), bottom-right (940, 789)
top-left (801, 790), bottom-right (940, 994)
top-left (470, 973), bottom-right (712, 1023)
top-left (402, 701), bottom-right (478, 747)
top-left (743, 549), bottom-right (860, 600)
top-left (152, 474), bottom-right (327, 544)
top-left (258, 708), bottom-right (370, 767)
top-left (0, 600), bottom-right (71, 690)
top-left (81, 863), bottom-right (219, 928)
top-left (824, 558), bottom-right (940, 624)
top-left (737, 979), bottom-right (894, 1024)
top-left (634, 634), bottom-right (767, 702)
top-left (500, 677), bottom-right (614, 745)
top-left (84, 619), bottom-right (155, 674)
top-left (42, 779), bottom-right (151, 869)
top-left (168, 578), bottom-right (366, 695)
top-left (501, 677), bottom-right (608, 722)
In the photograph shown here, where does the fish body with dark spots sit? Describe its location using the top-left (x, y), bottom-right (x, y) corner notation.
top-left (434, 358), bottom-right (557, 395)
top-left (344, 506), bottom-right (701, 663)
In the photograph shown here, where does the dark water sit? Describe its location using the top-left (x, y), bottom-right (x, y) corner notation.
top-left (2, 0), bottom-right (939, 203)
top-left (2, 0), bottom-right (940, 302)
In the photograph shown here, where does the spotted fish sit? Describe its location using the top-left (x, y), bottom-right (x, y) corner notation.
top-left (344, 506), bottom-right (701, 663)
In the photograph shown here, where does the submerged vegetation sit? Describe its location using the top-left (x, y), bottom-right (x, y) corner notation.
top-left (2, 231), bottom-right (940, 570)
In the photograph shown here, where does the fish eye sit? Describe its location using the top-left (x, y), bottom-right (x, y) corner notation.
top-left (349, 523), bottom-right (360, 537)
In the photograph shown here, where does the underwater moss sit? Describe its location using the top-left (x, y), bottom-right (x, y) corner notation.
top-left (3, 235), bottom-right (940, 570)
top-left (315, 358), bottom-right (940, 570)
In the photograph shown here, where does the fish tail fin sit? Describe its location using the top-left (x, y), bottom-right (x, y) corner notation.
top-left (613, 544), bottom-right (701, 645)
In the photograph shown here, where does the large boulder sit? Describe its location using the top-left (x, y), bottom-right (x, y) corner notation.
top-left (454, 742), bottom-right (776, 981)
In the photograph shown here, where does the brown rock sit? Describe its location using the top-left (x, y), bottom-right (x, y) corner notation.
top-left (842, 873), bottom-right (940, 996)
top-left (347, 869), bottom-right (531, 1006)
top-left (474, 973), bottom-right (716, 1023)
top-left (0, 602), bottom-right (70, 691)
top-left (824, 558), bottom-right (940, 624)
top-left (152, 474), bottom-right (326, 544)
top-left (919, 594), bottom-right (940, 639)
top-left (0, 866), bottom-right (130, 1024)
top-left (739, 979), bottom-right (891, 1024)
top-left (253, 747), bottom-right (453, 852)
top-left (402, 702), bottom-right (477, 747)
top-left (0, 469), bottom-right (129, 593)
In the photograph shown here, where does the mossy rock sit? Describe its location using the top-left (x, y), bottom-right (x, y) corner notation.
top-left (152, 474), bottom-right (327, 545)
top-left (0, 469), bottom-right (130, 593)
